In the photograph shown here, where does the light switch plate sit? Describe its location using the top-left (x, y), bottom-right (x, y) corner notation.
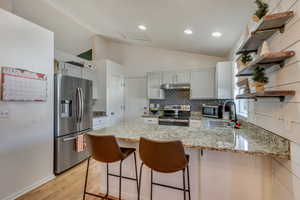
top-left (0, 110), bottom-right (9, 118)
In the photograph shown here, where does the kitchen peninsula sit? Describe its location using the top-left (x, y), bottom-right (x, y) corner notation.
top-left (89, 119), bottom-right (289, 200)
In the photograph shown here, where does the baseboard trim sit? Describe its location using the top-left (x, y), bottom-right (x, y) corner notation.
top-left (2, 174), bottom-right (55, 200)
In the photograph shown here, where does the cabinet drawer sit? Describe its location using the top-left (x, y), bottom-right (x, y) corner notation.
top-left (143, 118), bottom-right (158, 124)
top-left (190, 120), bottom-right (202, 128)
top-left (93, 117), bottom-right (108, 129)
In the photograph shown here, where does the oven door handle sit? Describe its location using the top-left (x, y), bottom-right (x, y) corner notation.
top-left (159, 119), bottom-right (189, 123)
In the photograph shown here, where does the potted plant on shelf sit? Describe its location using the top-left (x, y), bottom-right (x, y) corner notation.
top-left (251, 66), bottom-right (269, 92)
top-left (240, 52), bottom-right (253, 66)
top-left (252, 0), bottom-right (269, 22)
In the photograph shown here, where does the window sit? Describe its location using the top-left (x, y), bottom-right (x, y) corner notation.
top-left (233, 62), bottom-right (248, 118)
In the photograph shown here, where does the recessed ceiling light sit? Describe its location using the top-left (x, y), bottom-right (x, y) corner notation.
top-left (212, 32), bottom-right (222, 38)
top-left (184, 29), bottom-right (193, 35)
top-left (138, 25), bottom-right (147, 30)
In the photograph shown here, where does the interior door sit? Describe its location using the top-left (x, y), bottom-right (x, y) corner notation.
top-left (124, 78), bottom-right (148, 121)
top-left (80, 78), bottom-right (93, 132)
top-left (108, 75), bottom-right (125, 125)
top-left (55, 75), bottom-right (80, 137)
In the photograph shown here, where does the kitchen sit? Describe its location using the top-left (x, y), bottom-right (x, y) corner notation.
top-left (0, 0), bottom-right (299, 200)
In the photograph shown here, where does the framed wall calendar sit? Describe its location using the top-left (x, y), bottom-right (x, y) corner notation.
top-left (0, 67), bottom-right (48, 101)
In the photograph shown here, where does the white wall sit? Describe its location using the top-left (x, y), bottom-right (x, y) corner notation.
top-left (107, 41), bottom-right (226, 77)
top-left (0, 8), bottom-right (54, 200)
top-left (230, 0), bottom-right (300, 199)
top-left (0, 0), bottom-right (12, 12)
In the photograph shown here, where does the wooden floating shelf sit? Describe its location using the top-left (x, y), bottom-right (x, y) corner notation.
top-left (237, 11), bottom-right (294, 55)
top-left (237, 29), bottom-right (276, 55)
top-left (236, 51), bottom-right (295, 77)
top-left (256, 11), bottom-right (294, 32)
top-left (236, 90), bottom-right (296, 102)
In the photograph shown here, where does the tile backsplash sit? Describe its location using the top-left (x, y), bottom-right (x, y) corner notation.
top-left (149, 90), bottom-right (227, 111)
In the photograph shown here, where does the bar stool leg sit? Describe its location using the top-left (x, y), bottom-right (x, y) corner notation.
top-left (183, 169), bottom-right (186, 200)
top-left (83, 157), bottom-right (90, 200)
top-left (187, 165), bottom-right (191, 200)
top-left (106, 163), bottom-right (109, 198)
top-left (138, 163), bottom-right (144, 200)
top-left (134, 152), bottom-right (139, 195)
top-left (150, 170), bottom-right (153, 200)
top-left (119, 160), bottom-right (123, 200)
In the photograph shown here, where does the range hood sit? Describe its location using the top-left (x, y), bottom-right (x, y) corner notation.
top-left (161, 83), bottom-right (191, 90)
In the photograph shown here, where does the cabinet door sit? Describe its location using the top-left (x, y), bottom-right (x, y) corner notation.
top-left (147, 72), bottom-right (164, 99)
top-left (162, 71), bottom-right (176, 84)
top-left (176, 71), bottom-right (191, 83)
top-left (216, 62), bottom-right (233, 99)
top-left (82, 68), bottom-right (98, 99)
top-left (62, 63), bottom-right (82, 78)
top-left (190, 68), bottom-right (215, 99)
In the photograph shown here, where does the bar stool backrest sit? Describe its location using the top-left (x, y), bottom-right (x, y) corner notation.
top-left (139, 137), bottom-right (188, 173)
top-left (87, 135), bottom-right (124, 163)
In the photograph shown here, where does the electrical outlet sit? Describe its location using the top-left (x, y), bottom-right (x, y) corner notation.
top-left (0, 110), bottom-right (9, 118)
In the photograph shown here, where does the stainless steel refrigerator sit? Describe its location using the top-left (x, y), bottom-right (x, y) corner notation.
top-left (54, 74), bottom-right (92, 174)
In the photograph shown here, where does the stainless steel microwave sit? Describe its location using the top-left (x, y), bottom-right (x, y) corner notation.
top-left (202, 104), bottom-right (223, 119)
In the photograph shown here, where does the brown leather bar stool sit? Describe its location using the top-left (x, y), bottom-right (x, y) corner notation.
top-left (83, 135), bottom-right (139, 200)
top-left (138, 137), bottom-right (191, 200)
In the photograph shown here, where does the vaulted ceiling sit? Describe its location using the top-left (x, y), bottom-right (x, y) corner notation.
top-left (12, 0), bottom-right (255, 57)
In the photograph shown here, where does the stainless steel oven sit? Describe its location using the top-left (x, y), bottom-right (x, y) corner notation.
top-left (202, 104), bottom-right (223, 119)
top-left (158, 105), bottom-right (191, 126)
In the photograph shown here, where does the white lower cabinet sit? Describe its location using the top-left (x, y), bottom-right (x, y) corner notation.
top-left (190, 120), bottom-right (202, 128)
top-left (190, 68), bottom-right (215, 99)
top-left (93, 117), bottom-right (109, 130)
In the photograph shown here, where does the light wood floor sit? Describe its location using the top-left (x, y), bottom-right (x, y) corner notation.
top-left (17, 159), bottom-right (113, 200)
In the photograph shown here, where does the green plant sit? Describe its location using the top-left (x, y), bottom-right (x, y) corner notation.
top-left (252, 67), bottom-right (268, 84)
top-left (241, 53), bottom-right (253, 64)
top-left (254, 0), bottom-right (269, 19)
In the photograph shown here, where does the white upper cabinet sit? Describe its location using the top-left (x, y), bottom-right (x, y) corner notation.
top-left (216, 62), bottom-right (233, 99)
top-left (61, 62), bottom-right (83, 78)
top-left (176, 71), bottom-right (191, 83)
top-left (162, 71), bottom-right (190, 84)
top-left (162, 71), bottom-right (177, 84)
top-left (82, 67), bottom-right (98, 99)
top-left (190, 68), bottom-right (215, 99)
top-left (94, 60), bottom-right (125, 125)
top-left (147, 72), bottom-right (164, 99)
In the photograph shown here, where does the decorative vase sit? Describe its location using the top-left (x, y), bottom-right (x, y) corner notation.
top-left (254, 82), bottom-right (265, 92)
top-left (252, 15), bottom-right (261, 22)
top-left (259, 41), bottom-right (270, 56)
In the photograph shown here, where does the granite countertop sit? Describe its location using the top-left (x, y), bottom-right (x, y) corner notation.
top-left (89, 119), bottom-right (290, 159)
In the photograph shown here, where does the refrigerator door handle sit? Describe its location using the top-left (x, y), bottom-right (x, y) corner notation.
top-left (80, 88), bottom-right (84, 122)
top-left (63, 136), bottom-right (77, 142)
top-left (76, 88), bottom-right (82, 122)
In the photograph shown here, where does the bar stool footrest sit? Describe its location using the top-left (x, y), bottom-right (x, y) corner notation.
top-left (108, 173), bottom-right (138, 181)
top-left (85, 192), bottom-right (126, 200)
top-left (152, 182), bottom-right (190, 192)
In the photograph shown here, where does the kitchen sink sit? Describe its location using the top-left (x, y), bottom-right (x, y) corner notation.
top-left (203, 120), bottom-right (234, 128)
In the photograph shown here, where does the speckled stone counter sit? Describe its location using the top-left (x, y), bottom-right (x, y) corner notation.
top-left (89, 119), bottom-right (290, 159)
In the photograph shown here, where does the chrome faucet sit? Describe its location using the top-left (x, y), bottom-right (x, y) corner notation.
top-left (223, 100), bottom-right (238, 123)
